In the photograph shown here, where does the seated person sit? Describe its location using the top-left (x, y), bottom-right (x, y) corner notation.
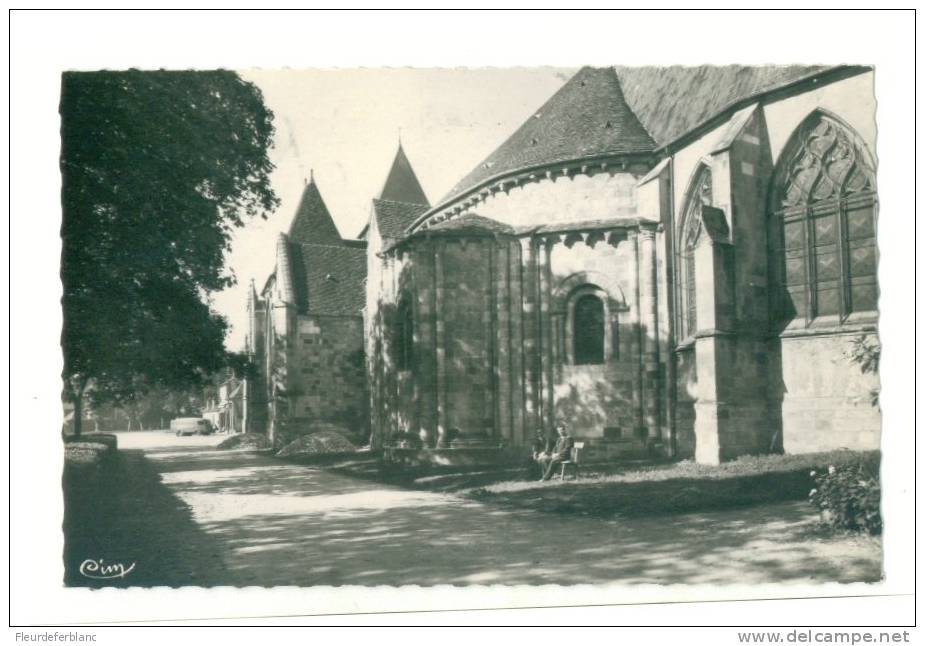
top-left (527, 431), bottom-right (551, 478)
top-left (537, 422), bottom-right (575, 481)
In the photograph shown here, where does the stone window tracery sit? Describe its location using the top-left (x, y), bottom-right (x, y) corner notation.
top-left (770, 112), bottom-right (877, 325)
top-left (679, 166), bottom-right (712, 340)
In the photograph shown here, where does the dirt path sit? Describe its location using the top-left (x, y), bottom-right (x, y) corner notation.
top-left (64, 432), bottom-right (881, 587)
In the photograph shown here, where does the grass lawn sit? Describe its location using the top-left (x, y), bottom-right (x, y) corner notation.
top-left (465, 450), bottom-right (881, 520)
top-left (288, 447), bottom-right (880, 523)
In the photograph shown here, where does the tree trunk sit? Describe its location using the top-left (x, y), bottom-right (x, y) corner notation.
top-left (72, 392), bottom-right (83, 438)
top-left (67, 375), bottom-right (90, 439)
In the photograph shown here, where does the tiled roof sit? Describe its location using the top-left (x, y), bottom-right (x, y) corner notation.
top-left (614, 65), bottom-right (835, 147)
top-left (287, 178), bottom-right (343, 245)
top-left (427, 213), bottom-right (517, 236)
top-left (425, 65), bottom-right (857, 224)
top-left (440, 66), bottom-right (657, 205)
top-left (373, 199), bottom-right (430, 241)
top-left (289, 242), bottom-right (367, 317)
top-left (378, 144), bottom-right (430, 206)
top-left (276, 175), bottom-right (368, 316)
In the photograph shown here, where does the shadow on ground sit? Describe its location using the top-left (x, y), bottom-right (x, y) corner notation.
top-left (63, 449), bottom-right (226, 587)
top-left (466, 471), bottom-right (818, 519)
top-left (62, 432), bottom-right (882, 587)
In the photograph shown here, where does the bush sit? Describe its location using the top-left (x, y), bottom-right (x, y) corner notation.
top-left (64, 433), bottom-right (118, 467)
top-left (809, 458), bottom-right (882, 534)
top-left (65, 444), bottom-right (107, 466)
top-left (65, 433), bottom-right (118, 451)
top-left (276, 431), bottom-right (357, 458)
top-left (215, 433), bottom-right (271, 451)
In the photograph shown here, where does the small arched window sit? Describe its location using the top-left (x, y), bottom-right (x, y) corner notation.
top-left (770, 112), bottom-right (877, 325)
top-left (395, 296), bottom-right (414, 371)
top-left (574, 294), bottom-right (605, 365)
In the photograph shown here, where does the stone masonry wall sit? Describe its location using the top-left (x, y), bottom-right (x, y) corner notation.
top-left (287, 314), bottom-right (368, 443)
top-left (548, 237), bottom-right (642, 441)
top-left (441, 240), bottom-right (493, 437)
top-left (457, 171), bottom-right (645, 228)
top-left (775, 332), bottom-right (880, 453)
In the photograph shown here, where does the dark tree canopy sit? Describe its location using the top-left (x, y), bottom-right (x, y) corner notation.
top-left (60, 70), bottom-right (278, 430)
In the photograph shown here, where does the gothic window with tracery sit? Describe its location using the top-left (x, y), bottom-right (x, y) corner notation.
top-left (770, 112), bottom-right (877, 325)
top-left (679, 166), bottom-right (712, 339)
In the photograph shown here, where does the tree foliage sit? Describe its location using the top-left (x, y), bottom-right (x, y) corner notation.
top-left (60, 70), bottom-right (278, 434)
top-left (844, 334), bottom-right (881, 407)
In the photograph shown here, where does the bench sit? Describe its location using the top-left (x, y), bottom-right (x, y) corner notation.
top-left (558, 441), bottom-right (585, 480)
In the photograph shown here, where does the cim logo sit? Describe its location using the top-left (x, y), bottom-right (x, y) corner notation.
top-left (79, 558), bottom-right (136, 580)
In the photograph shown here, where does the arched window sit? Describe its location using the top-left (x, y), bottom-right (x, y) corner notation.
top-left (679, 166), bottom-right (712, 339)
top-left (574, 294), bottom-right (605, 365)
top-left (770, 112), bottom-right (877, 325)
top-left (395, 296), bottom-right (413, 371)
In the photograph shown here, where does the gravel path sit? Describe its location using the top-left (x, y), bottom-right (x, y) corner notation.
top-left (63, 432), bottom-right (882, 587)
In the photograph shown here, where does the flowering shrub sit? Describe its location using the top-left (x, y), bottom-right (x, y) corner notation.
top-left (809, 460), bottom-right (882, 534)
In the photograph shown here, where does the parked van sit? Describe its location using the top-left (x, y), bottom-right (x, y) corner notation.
top-left (170, 417), bottom-right (214, 436)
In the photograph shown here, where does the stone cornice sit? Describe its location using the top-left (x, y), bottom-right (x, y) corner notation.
top-left (409, 152), bottom-right (655, 233)
top-left (383, 217), bottom-right (660, 258)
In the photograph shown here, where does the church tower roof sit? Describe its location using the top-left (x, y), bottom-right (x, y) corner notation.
top-left (377, 143), bottom-right (430, 206)
top-left (288, 173), bottom-right (343, 245)
top-left (439, 66), bottom-right (657, 206)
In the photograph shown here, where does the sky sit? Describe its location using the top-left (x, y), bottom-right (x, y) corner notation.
top-left (214, 68), bottom-right (573, 350)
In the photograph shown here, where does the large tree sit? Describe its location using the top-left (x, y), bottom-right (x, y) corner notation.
top-left (60, 70), bottom-right (278, 436)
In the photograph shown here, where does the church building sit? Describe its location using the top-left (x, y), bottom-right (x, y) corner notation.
top-left (245, 173), bottom-right (368, 447)
top-left (250, 64), bottom-right (880, 464)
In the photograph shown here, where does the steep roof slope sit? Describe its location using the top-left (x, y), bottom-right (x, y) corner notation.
top-left (614, 65), bottom-right (833, 147)
top-left (378, 143), bottom-right (430, 205)
top-left (270, 175), bottom-right (367, 316)
top-left (440, 66), bottom-right (656, 204)
top-left (367, 144), bottom-right (431, 242)
top-left (287, 176), bottom-right (343, 245)
top-left (372, 199), bottom-right (430, 241)
top-left (289, 242), bottom-right (367, 316)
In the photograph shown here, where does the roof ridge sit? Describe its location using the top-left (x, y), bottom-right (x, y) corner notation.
top-left (608, 65), bottom-right (658, 144)
top-left (374, 197), bottom-right (430, 206)
top-left (297, 241), bottom-right (367, 250)
top-left (612, 64), bottom-right (858, 153)
top-left (652, 65), bottom-right (859, 153)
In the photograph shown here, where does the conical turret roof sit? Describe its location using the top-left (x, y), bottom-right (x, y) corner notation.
top-left (288, 174), bottom-right (343, 245)
top-left (440, 66), bottom-right (656, 205)
top-left (378, 143), bottom-right (430, 206)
